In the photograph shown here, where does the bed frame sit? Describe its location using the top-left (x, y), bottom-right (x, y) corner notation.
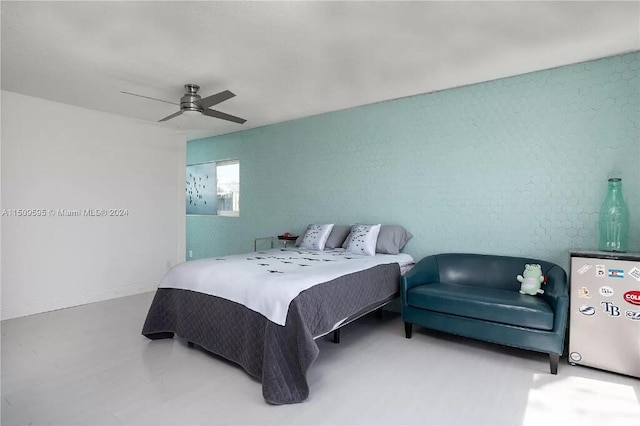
top-left (143, 262), bottom-right (402, 404)
top-left (322, 296), bottom-right (393, 344)
top-left (186, 294), bottom-right (395, 349)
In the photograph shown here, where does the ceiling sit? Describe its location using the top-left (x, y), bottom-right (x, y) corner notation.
top-left (2, 1), bottom-right (639, 141)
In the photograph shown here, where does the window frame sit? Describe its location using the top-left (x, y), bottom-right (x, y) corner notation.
top-left (215, 159), bottom-right (240, 217)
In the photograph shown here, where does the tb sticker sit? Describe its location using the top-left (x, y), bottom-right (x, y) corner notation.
top-left (601, 301), bottom-right (621, 317)
top-left (595, 265), bottom-right (606, 278)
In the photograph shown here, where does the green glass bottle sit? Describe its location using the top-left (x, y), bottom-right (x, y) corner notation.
top-left (598, 178), bottom-right (629, 252)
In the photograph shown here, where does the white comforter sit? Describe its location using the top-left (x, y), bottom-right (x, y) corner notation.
top-left (159, 248), bottom-right (414, 326)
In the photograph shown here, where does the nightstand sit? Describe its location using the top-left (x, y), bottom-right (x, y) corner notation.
top-left (254, 236), bottom-right (274, 251)
top-left (253, 235), bottom-right (298, 251)
top-left (254, 235), bottom-right (299, 251)
top-left (277, 235), bottom-right (299, 248)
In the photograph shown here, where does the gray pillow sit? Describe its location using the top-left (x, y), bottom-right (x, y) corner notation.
top-left (324, 225), bottom-right (352, 249)
top-left (375, 225), bottom-right (413, 254)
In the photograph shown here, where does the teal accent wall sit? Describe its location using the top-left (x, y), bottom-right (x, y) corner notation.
top-left (187, 52), bottom-right (640, 270)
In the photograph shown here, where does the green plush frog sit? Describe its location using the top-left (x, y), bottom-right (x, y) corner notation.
top-left (517, 264), bottom-right (545, 295)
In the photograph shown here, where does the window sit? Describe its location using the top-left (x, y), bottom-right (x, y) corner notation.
top-left (216, 159), bottom-right (240, 216)
top-left (186, 159), bottom-right (239, 216)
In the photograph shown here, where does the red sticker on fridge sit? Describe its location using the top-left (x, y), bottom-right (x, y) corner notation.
top-left (623, 291), bottom-right (640, 305)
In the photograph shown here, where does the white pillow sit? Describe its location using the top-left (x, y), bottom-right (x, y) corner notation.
top-left (345, 224), bottom-right (381, 256)
top-left (299, 224), bottom-right (335, 251)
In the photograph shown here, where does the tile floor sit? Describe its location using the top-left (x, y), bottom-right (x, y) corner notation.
top-left (1, 292), bottom-right (639, 425)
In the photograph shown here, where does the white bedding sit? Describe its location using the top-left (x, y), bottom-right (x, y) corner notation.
top-left (159, 248), bottom-right (414, 326)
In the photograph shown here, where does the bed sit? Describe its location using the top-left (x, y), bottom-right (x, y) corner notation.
top-left (142, 246), bottom-right (414, 404)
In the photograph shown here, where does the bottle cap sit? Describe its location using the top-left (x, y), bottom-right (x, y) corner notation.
top-left (607, 171), bottom-right (622, 180)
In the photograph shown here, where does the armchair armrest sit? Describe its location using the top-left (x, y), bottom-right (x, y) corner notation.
top-left (402, 256), bottom-right (440, 306)
top-left (541, 264), bottom-right (568, 311)
top-left (542, 264), bottom-right (569, 352)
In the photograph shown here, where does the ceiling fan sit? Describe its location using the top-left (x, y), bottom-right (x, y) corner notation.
top-left (121, 84), bottom-right (246, 124)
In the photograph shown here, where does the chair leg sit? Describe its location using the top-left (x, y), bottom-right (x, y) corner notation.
top-left (404, 322), bottom-right (412, 339)
top-left (333, 329), bottom-right (340, 344)
top-left (549, 353), bottom-right (559, 375)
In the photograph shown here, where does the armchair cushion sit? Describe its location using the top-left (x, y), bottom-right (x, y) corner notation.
top-left (407, 283), bottom-right (554, 331)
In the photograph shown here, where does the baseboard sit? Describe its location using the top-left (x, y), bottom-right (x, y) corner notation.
top-left (0, 281), bottom-right (158, 321)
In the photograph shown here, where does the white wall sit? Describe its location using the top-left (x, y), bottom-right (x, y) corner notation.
top-left (1, 91), bottom-right (186, 320)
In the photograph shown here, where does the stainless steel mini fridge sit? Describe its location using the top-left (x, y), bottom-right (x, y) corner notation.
top-left (569, 250), bottom-right (640, 378)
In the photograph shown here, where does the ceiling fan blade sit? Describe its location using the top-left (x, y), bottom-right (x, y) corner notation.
top-left (198, 90), bottom-right (235, 109)
top-left (158, 110), bottom-right (184, 122)
top-left (120, 91), bottom-right (178, 106)
top-left (201, 108), bottom-right (247, 124)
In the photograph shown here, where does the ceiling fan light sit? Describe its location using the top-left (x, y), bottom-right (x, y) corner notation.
top-left (182, 110), bottom-right (201, 117)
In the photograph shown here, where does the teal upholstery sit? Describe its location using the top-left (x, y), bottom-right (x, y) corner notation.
top-left (401, 253), bottom-right (569, 374)
top-left (407, 283), bottom-right (555, 331)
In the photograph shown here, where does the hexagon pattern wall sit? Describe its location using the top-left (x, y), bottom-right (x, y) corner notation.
top-left (187, 52), bottom-right (639, 271)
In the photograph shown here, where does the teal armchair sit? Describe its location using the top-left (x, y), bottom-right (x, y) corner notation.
top-left (401, 253), bottom-right (569, 374)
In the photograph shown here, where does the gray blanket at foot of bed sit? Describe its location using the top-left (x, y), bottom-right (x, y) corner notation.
top-left (142, 263), bottom-right (399, 404)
